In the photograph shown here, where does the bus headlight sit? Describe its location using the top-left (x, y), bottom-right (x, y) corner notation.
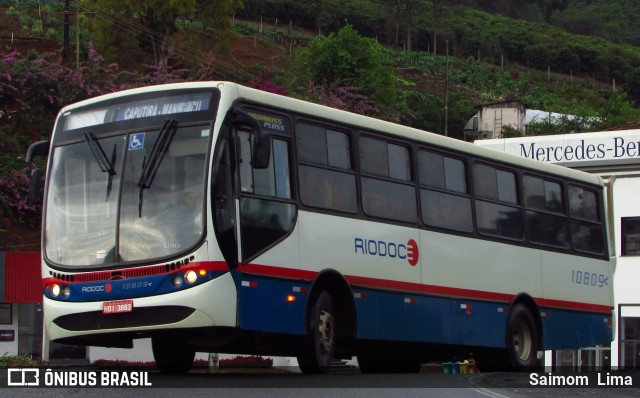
top-left (172, 275), bottom-right (183, 288)
top-left (185, 270), bottom-right (198, 284)
top-left (50, 284), bottom-right (71, 299)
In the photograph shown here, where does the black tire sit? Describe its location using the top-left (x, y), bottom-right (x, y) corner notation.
top-left (152, 336), bottom-right (196, 374)
top-left (506, 303), bottom-right (540, 371)
top-left (297, 291), bottom-right (336, 373)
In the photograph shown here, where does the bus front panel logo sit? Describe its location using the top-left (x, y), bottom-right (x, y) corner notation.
top-left (406, 239), bottom-right (419, 266)
top-left (354, 237), bottom-right (419, 266)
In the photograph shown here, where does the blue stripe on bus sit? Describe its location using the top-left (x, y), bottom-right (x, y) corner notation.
top-left (540, 308), bottom-right (613, 349)
top-left (352, 287), bottom-right (611, 349)
top-left (353, 288), bottom-right (507, 347)
top-left (234, 272), bottom-right (308, 335)
top-left (54, 266), bottom-right (611, 349)
top-left (43, 270), bottom-right (228, 302)
top-left (230, 274), bottom-right (611, 350)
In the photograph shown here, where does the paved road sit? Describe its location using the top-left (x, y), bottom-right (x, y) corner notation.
top-left (2, 368), bottom-right (640, 398)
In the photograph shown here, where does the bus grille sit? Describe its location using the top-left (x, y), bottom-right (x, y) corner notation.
top-left (53, 306), bottom-right (195, 331)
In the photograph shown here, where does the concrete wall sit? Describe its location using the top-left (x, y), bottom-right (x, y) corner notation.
top-left (0, 304), bottom-right (18, 356)
top-left (610, 176), bottom-right (640, 368)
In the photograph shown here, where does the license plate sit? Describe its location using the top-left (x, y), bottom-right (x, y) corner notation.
top-left (102, 299), bottom-right (133, 314)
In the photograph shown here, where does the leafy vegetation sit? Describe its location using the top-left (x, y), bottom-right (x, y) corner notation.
top-left (0, 354), bottom-right (41, 367)
top-left (289, 25), bottom-right (399, 114)
top-left (2, 0), bottom-right (640, 233)
top-left (81, 0), bottom-right (241, 68)
top-left (0, 46), bottom-right (219, 229)
top-left (465, 0), bottom-right (640, 48)
top-left (237, 1), bottom-right (640, 85)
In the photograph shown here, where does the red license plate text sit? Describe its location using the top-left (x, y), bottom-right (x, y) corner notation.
top-left (102, 300), bottom-right (134, 314)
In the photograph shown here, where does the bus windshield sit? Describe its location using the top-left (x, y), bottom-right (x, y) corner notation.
top-left (44, 90), bottom-right (218, 269)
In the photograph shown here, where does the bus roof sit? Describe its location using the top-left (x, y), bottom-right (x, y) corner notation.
top-left (58, 81), bottom-right (604, 187)
top-left (234, 84), bottom-right (603, 187)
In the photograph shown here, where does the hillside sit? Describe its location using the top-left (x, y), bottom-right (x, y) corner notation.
top-left (3, 1), bottom-right (640, 246)
top-left (2, 1), bottom-right (640, 135)
top-left (0, 7), bottom-right (57, 53)
top-left (233, 1), bottom-right (640, 132)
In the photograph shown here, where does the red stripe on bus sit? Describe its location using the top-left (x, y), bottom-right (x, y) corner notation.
top-left (41, 261), bottom-right (229, 286)
top-left (240, 263), bottom-right (612, 315)
top-left (346, 274), bottom-right (515, 302)
top-left (537, 298), bottom-right (612, 314)
top-left (239, 263), bottom-right (318, 280)
top-left (42, 260), bottom-right (612, 314)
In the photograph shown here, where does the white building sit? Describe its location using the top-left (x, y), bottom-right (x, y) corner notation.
top-left (464, 100), bottom-right (578, 141)
top-left (475, 129), bottom-right (640, 370)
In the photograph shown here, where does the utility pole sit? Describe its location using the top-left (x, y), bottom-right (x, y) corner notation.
top-left (444, 39), bottom-right (449, 137)
top-left (76, 0), bottom-right (80, 68)
top-left (63, 0), bottom-right (70, 64)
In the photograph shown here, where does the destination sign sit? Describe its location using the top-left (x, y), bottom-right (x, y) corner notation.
top-left (115, 93), bottom-right (211, 121)
top-left (63, 91), bottom-right (213, 131)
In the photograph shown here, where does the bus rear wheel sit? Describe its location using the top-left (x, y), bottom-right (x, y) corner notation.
top-left (506, 303), bottom-right (540, 370)
top-left (297, 291), bottom-right (335, 373)
top-left (152, 336), bottom-right (195, 374)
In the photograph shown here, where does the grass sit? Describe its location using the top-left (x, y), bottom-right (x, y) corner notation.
top-left (0, 354), bottom-right (41, 367)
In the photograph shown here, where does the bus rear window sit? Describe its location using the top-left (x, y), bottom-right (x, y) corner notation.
top-left (569, 185), bottom-right (603, 254)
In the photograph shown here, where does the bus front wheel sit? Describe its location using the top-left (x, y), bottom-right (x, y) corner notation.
top-left (297, 291), bottom-right (336, 373)
top-left (506, 303), bottom-right (540, 370)
top-left (152, 336), bottom-right (195, 374)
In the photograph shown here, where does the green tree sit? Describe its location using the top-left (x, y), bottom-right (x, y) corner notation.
top-left (403, 0), bottom-right (427, 51)
top-left (82, 0), bottom-right (240, 68)
top-left (385, 0), bottom-right (403, 47)
top-left (624, 68), bottom-right (640, 106)
top-left (432, 0), bottom-right (445, 55)
top-left (83, 0), bottom-right (196, 67)
top-left (178, 0), bottom-right (243, 59)
top-left (597, 91), bottom-right (640, 129)
top-left (290, 25), bottom-right (399, 110)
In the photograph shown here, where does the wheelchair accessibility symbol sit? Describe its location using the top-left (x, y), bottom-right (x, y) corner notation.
top-left (129, 133), bottom-right (145, 151)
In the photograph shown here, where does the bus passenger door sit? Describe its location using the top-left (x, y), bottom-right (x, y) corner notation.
top-left (235, 129), bottom-right (297, 265)
top-left (232, 112), bottom-right (302, 334)
top-left (211, 124), bottom-right (238, 268)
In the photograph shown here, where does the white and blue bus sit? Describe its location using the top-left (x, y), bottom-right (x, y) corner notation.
top-left (28, 82), bottom-right (615, 373)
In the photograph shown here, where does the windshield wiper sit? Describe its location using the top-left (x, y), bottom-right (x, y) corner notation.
top-left (82, 132), bottom-right (117, 201)
top-left (137, 119), bottom-right (178, 217)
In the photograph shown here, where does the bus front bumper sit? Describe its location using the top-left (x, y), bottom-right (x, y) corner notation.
top-left (44, 272), bottom-right (238, 343)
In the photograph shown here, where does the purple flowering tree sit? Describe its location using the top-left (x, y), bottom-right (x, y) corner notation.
top-left (0, 169), bottom-right (40, 229)
top-left (0, 45), bottom-right (196, 231)
top-left (295, 79), bottom-right (380, 116)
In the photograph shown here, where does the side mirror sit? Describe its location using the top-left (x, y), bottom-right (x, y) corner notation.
top-left (26, 140), bottom-right (49, 206)
top-left (252, 132), bottom-right (272, 170)
top-left (232, 111), bottom-right (271, 169)
top-left (26, 140), bottom-right (50, 163)
top-left (29, 168), bottom-right (43, 206)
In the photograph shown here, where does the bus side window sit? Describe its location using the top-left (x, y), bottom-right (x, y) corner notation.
top-left (239, 130), bottom-right (291, 199)
top-left (297, 122), bottom-right (357, 213)
top-left (523, 175), bottom-right (568, 248)
top-left (473, 163), bottom-right (523, 240)
top-left (418, 150), bottom-right (472, 232)
top-left (359, 136), bottom-right (416, 223)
